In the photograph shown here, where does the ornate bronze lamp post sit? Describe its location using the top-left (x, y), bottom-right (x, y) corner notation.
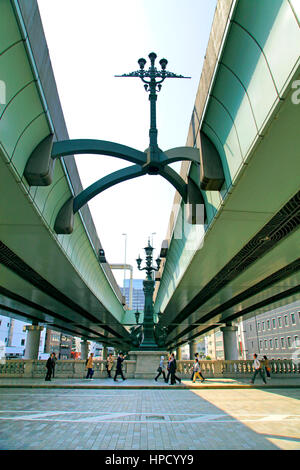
top-left (136, 239), bottom-right (161, 350)
top-left (115, 52), bottom-right (190, 173)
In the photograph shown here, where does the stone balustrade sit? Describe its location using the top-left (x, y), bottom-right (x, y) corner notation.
top-left (0, 358), bottom-right (299, 379)
top-left (176, 359), bottom-right (300, 378)
top-left (0, 359), bottom-right (137, 378)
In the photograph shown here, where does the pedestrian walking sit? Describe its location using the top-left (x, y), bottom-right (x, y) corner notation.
top-left (192, 358), bottom-right (205, 383)
top-left (155, 355), bottom-right (167, 382)
top-left (114, 352), bottom-right (126, 382)
top-left (169, 353), bottom-right (181, 385)
top-left (263, 355), bottom-right (271, 379)
top-left (86, 352), bottom-right (94, 379)
top-left (106, 353), bottom-right (114, 378)
top-left (190, 352), bottom-right (199, 381)
top-left (250, 353), bottom-right (267, 384)
top-left (165, 354), bottom-right (172, 384)
top-left (45, 353), bottom-right (54, 381)
top-left (51, 352), bottom-right (57, 378)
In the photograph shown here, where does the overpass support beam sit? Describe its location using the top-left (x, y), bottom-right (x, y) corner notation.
top-left (189, 339), bottom-right (197, 359)
top-left (220, 323), bottom-right (238, 360)
top-left (24, 324), bottom-right (44, 359)
top-left (80, 340), bottom-right (89, 360)
top-left (176, 346), bottom-right (182, 360)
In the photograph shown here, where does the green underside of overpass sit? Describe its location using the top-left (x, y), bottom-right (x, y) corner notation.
top-left (0, 0), bottom-right (299, 349)
top-left (0, 0), bottom-right (130, 346)
top-left (155, 0), bottom-right (300, 345)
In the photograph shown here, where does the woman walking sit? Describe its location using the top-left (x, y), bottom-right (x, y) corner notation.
top-left (106, 353), bottom-right (114, 378)
top-left (192, 358), bottom-right (205, 383)
top-left (155, 355), bottom-right (167, 382)
top-left (86, 353), bottom-right (94, 380)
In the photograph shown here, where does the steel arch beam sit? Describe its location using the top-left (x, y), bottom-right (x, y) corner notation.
top-left (51, 139), bottom-right (147, 166)
top-left (54, 164), bottom-right (192, 234)
top-left (73, 164), bottom-right (147, 213)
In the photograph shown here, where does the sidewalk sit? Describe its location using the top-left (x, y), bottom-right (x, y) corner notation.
top-left (0, 378), bottom-right (299, 450)
top-left (0, 376), bottom-right (299, 389)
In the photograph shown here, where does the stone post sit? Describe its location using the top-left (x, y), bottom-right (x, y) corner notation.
top-left (24, 324), bottom-right (44, 359)
top-left (220, 323), bottom-right (238, 360)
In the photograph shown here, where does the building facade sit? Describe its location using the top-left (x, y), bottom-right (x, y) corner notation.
top-left (241, 300), bottom-right (300, 360)
top-left (123, 279), bottom-right (145, 311)
top-left (0, 314), bottom-right (46, 358)
top-left (43, 328), bottom-right (73, 359)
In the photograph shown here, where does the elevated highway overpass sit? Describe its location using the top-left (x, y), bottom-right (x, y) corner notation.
top-left (0, 0), bottom-right (299, 359)
top-left (154, 0), bottom-right (300, 353)
top-left (0, 0), bottom-right (132, 351)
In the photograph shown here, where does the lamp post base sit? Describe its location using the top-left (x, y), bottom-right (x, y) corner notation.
top-left (128, 350), bottom-right (168, 379)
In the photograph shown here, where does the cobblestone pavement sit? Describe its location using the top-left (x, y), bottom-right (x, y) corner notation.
top-left (0, 385), bottom-right (299, 450)
top-left (1, 376), bottom-right (300, 388)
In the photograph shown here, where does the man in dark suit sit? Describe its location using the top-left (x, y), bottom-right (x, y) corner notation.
top-left (45, 353), bottom-right (54, 381)
top-left (169, 353), bottom-right (181, 385)
top-left (114, 352), bottom-right (126, 382)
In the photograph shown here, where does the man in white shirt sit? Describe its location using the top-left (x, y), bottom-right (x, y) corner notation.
top-left (250, 353), bottom-right (267, 384)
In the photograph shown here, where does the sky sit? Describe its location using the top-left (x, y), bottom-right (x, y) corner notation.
top-left (37, 0), bottom-right (217, 287)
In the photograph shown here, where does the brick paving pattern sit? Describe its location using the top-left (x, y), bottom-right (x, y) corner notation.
top-left (0, 379), bottom-right (299, 450)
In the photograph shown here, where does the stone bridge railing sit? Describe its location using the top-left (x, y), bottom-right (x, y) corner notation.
top-left (176, 359), bottom-right (300, 378)
top-left (0, 359), bottom-right (136, 379)
top-left (0, 359), bottom-right (299, 379)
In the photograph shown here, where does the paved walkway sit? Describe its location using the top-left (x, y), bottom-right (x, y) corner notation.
top-left (0, 376), bottom-right (300, 389)
top-left (0, 377), bottom-right (299, 450)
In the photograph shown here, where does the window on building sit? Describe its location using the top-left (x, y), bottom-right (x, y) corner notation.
top-left (291, 313), bottom-right (296, 325)
top-left (295, 336), bottom-right (299, 348)
top-left (259, 340), bottom-right (263, 350)
top-left (269, 339), bottom-right (273, 349)
top-left (275, 338), bottom-right (279, 349)
top-left (249, 324), bottom-right (252, 332)
top-left (278, 317), bottom-right (282, 328)
top-left (0, 320), bottom-right (2, 326)
top-left (280, 337), bottom-right (285, 348)
top-left (251, 341), bottom-right (254, 348)
top-left (7, 323), bottom-right (10, 327)
top-left (267, 320), bottom-right (270, 330)
top-left (262, 321), bottom-right (265, 331)
top-left (272, 318), bottom-right (276, 328)
top-left (284, 315), bottom-right (288, 326)
top-left (264, 340), bottom-right (268, 349)
top-left (287, 337), bottom-right (291, 348)
top-left (21, 339), bottom-right (25, 346)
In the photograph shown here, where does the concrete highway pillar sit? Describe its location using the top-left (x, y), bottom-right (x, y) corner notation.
top-left (176, 347), bottom-right (182, 360)
top-left (220, 323), bottom-right (238, 360)
top-left (189, 340), bottom-right (197, 359)
top-left (80, 340), bottom-right (89, 360)
top-left (24, 324), bottom-right (44, 359)
top-left (102, 346), bottom-right (108, 359)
